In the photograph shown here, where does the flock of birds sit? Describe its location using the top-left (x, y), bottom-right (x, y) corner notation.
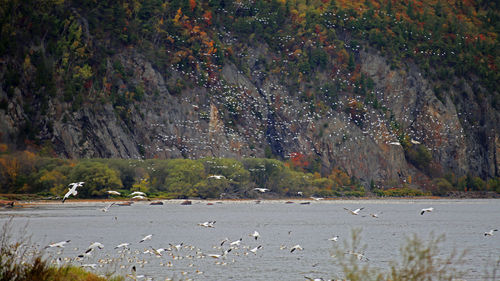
top-left (37, 182), bottom-right (499, 281)
top-left (124, 1), bottom-right (475, 172)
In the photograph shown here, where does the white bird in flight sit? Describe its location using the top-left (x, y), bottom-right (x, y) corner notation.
top-left (254, 188), bottom-right (270, 193)
top-left (198, 221), bottom-right (216, 228)
top-left (249, 231), bottom-right (260, 240)
top-left (328, 235), bottom-right (339, 242)
top-left (87, 242), bottom-right (104, 251)
top-left (62, 182), bottom-right (84, 203)
top-left (420, 207), bottom-right (434, 215)
top-left (230, 238), bottom-right (242, 247)
top-left (139, 234), bottom-right (152, 243)
top-left (115, 243), bottom-right (130, 249)
top-left (81, 263), bottom-right (97, 270)
top-left (249, 245), bottom-right (262, 254)
top-left (100, 202), bottom-right (115, 212)
top-left (107, 190), bottom-right (121, 195)
top-left (131, 195), bottom-right (147, 200)
top-left (45, 240), bottom-right (71, 248)
top-left (344, 207), bottom-right (364, 215)
top-left (130, 191), bottom-right (146, 196)
top-left (208, 248), bottom-right (231, 259)
top-left (290, 244), bottom-right (303, 253)
top-left (208, 175), bottom-right (225, 179)
top-left (169, 243), bottom-right (183, 251)
top-left (484, 229), bottom-right (498, 236)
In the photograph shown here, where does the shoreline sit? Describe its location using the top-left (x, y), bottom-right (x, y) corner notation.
top-left (3, 195), bottom-right (498, 208)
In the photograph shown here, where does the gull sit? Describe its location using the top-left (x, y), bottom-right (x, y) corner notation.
top-left (344, 207), bottom-right (365, 215)
top-left (369, 213), bottom-right (380, 218)
top-left (310, 196), bottom-right (324, 201)
top-left (410, 139), bottom-right (421, 144)
top-left (389, 141), bottom-right (401, 146)
top-left (484, 229), bottom-right (498, 236)
top-left (420, 207), bottom-right (434, 215)
top-left (297, 191), bottom-right (303, 196)
top-left (115, 243), bottom-right (130, 249)
top-left (345, 251), bottom-right (369, 261)
top-left (45, 240), bottom-right (71, 249)
top-left (220, 237), bottom-right (229, 246)
top-left (87, 242), bottom-right (104, 251)
top-left (254, 188), bottom-right (270, 193)
top-left (101, 202), bottom-right (115, 212)
top-left (107, 190), bottom-right (121, 196)
top-left (139, 234), bottom-right (152, 243)
top-left (81, 264), bottom-right (97, 270)
top-left (249, 231), bottom-right (260, 240)
top-left (169, 243), bottom-right (183, 251)
top-left (230, 238), bottom-right (242, 247)
top-left (198, 221), bottom-right (216, 228)
top-left (150, 247), bottom-right (165, 257)
top-left (208, 175), bottom-right (225, 179)
top-left (328, 235), bottom-right (339, 242)
top-left (130, 191), bottom-right (146, 196)
top-left (78, 248), bottom-right (94, 258)
top-left (208, 248), bottom-right (232, 259)
top-left (62, 182), bottom-right (84, 203)
top-left (249, 245), bottom-right (262, 254)
top-left (132, 195), bottom-right (147, 200)
top-left (290, 244), bottom-right (303, 253)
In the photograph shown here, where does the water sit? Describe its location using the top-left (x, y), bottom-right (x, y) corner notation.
top-left (1, 199), bottom-right (499, 280)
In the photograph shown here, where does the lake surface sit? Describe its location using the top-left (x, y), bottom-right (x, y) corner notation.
top-left (1, 199), bottom-right (499, 281)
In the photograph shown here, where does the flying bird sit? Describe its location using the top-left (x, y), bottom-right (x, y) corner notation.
top-left (130, 191), bottom-right (146, 197)
top-left (87, 242), bottom-right (104, 251)
top-left (198, 221), bottom-right (216, 228)
top-left (344, 207), bottom-right (365, 215)
top-left (100, 202), bottom-right (115, 212)
top-left (62, 182), bottom-right (84, 203)
top-left (249, 245), bottom-right (262, 254)
top-left (328, 235), bottom-right (339, 242)
top-left (139, 234), bottom-right (152, 243)
top-left (230, 238), bottom-right (242, 247)
top-left (290, 244), bottom-right (303, 253)
top-left (169, 243), bottom-right (183, 251)
top-left (45, 240), bottom-right (71, 249)
top-left (208, 248), bottom-right (231, 259)
top-left (249, 231), bottom-right (260, 240)
top-left (107, 190), bottom-right (121, 196)
top-left (254, 188), bottom-right (270, 193)
top-left (420, 207), bottom-right (434, 215)
top-left (115, 243), bottom-right (130, 249)
top-left (484, 229), bottom-right (498, 236)
top-left (208, 175), bottom-right (225, 179)
top-left (77, 248), bottom-right (94, 258)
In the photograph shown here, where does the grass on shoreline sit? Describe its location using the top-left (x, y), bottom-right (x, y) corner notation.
top-left (0, 218), bottom-right (123, 281)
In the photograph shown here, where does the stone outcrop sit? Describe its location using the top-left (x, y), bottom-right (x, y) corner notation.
top-left (0, 46), bottom-right (498, 187)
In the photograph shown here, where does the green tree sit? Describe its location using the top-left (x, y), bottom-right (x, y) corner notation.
top-left (163, 159), bottom-right (205, 197)
top-left (67, 161), bottom-right (122, 198)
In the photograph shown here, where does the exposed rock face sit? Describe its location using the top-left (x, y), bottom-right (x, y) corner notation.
top-left (0, 47), bottom-right (498, 187)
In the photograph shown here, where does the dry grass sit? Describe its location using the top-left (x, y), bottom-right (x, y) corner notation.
top-left (331, 228), bottom-right (476, 281)
top-left (0, 218), bottom-right (123, 281)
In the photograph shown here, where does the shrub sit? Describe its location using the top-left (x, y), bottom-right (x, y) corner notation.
top-left (331, 229), bottom-right (466, 281)
top-left (0, 218), bottom-right (123, 281)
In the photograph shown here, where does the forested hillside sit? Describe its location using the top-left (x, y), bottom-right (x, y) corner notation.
top-left (0, 0), bottom-right (499, 197)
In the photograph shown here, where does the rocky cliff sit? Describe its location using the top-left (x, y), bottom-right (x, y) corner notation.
top-left (0, 0), bottom-right (498, 188)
